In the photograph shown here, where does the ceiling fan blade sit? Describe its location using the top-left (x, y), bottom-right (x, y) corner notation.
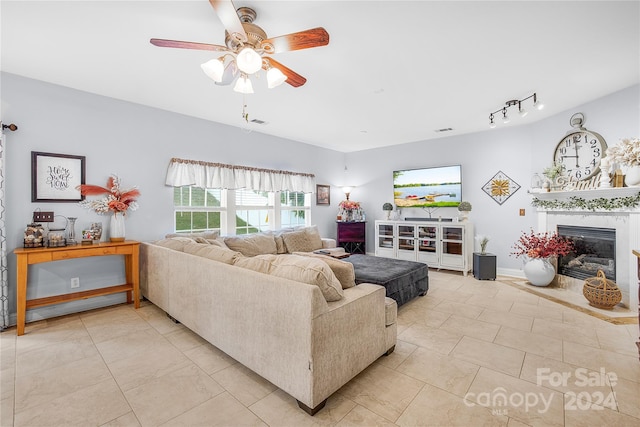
top-left (215, 61), bottom-right (238, 86)
top-left (150, 38), bottom-right (229, 52)
top-left (261, 27), bottom-right (329, 54)
top-left (265, 58), bottom-right (307, 87)
top-left (209, 0), bottom-right (247, 43)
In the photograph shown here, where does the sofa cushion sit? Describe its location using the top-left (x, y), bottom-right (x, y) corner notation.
top-left (154, 237), bottom-right (196, 252)
top-left (183, 242), bottom-right (242, 265)
top-left (224, 233), bottom-right (277, 257)
top-left (165, 231), bottom-right (220, 240)
top-left (292, 252), bottom-right (356, 289)
top-left (281, 229), bottom-right (323, 253)
top-left (234, 254), bottom-right (344, 301)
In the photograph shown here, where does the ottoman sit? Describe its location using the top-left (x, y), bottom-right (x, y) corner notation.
top-left (343, 254), bottom-right (429, 306)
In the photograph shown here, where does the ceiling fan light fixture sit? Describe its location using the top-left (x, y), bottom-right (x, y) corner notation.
top-left (267, 67), bottom-right (287, 88)
top-left (236, 47), bottom-right (262, 74)
top-left (200, 58), bottom-right (225, 82)
top-left (233, 74), bottom-right (254, 94)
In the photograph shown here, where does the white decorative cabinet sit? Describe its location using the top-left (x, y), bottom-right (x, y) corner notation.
top-left (375, 220), bottom-right (473, 275)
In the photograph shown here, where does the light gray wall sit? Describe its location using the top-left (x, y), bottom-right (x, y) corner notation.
top-left (2, 72), bottom-right (345, 323)
top-left (344, 84), bottom-right (640, 271)
top-left (2, 71), bottom-right (638, 324)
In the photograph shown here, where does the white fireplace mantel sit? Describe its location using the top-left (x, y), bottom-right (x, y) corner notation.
top-left (533, 187), bottom-right (640, 313)
top-left (531, 186), bottom-right (640, 203)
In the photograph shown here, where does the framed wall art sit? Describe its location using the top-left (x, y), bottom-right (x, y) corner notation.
top-left (316, 184), bottom-right (330, 205)
top-left (31, 151), bottom-right (86, 202)
top-left (482, 170), bottom-right (520, 205)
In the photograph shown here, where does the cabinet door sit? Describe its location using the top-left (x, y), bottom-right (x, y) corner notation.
top-left (440, 225), bottom-right (464, 267)
top-left (396, 224), bottom-right (417, 261)
top-left (417, 225), bottom-right (438, 264)
top-left (376, 222), bottom-right (395, 258)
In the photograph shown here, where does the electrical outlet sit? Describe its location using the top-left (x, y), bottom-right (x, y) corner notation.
top-left (519, 208), bottom-right (526, 216)
top-left (70, 277), bottom-right (80, 289)
top-left (33, 211), bottom-right (55, 222)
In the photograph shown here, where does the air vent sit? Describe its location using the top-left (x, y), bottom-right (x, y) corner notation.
top-left (250, 119), bottom-right (268, 125)
top-left (435, 128), bottom-right (453, 133)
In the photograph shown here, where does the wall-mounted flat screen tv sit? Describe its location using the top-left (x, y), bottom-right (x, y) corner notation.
top-left (393, 165), bottom-right (462, 208)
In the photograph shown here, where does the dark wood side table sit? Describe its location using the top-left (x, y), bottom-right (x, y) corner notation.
top-left (337, 221), bottom-right (366, 254)
top-left (633, 249), bottom-right (640, 361)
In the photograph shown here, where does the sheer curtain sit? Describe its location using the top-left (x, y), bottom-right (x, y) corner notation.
top-left (165, 158), bottom-right (316, 193)
top-left (0, 132), bottom-right (8, 330)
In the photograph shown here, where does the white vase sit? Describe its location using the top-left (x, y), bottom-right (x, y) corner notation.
top-left (110, 212), bottom-right (126, 242)
top-left (523, 257), bottom-right (556, 287)
top-left (624, 165), bottom-right (640, 187)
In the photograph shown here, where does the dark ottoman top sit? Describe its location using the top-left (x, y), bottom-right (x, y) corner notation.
top-left (343, 254), bottom-right (429, 307)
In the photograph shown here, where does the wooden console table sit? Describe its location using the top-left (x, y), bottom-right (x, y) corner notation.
top-left (14, 240), bottom-right (140, 336)
top-left (633, 249), bottom-right (640, 361)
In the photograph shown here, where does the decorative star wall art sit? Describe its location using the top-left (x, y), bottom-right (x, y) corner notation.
top-left (482, 170), bottom-right (520, 205)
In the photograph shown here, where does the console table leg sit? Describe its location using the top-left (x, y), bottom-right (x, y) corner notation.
top-left (16, 256), bottom-right (28, 336)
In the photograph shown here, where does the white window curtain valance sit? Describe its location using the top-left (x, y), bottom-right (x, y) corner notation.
top-left (165, 158), bottom-right (316, 193)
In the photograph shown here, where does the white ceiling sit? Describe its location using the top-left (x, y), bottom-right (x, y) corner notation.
top-left (2, 1), bottom-right (639, 153)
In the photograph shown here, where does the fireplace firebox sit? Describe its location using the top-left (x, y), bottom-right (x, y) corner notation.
top-left (557, 225), bottom-right (616, 281)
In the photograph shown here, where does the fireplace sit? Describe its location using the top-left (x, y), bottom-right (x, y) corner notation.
top-left (533, 187), bottom-right (640, 311)
top-left (557, 225), bottom-right (616, 281)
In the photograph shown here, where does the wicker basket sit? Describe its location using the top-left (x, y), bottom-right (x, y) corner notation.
top-left (583, 270), bottom-right (622, 310)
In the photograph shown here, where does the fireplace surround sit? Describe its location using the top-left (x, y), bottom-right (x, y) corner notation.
top-left (535, 187), bottom-right (640, 312)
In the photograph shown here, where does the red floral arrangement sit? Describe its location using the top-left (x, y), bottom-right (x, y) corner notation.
top-left (511, 229), bottom-right (574, 259)
top-left (339, 200), bottom-right (361, 210)
top-left (77, 175), bottom-right (140, 215)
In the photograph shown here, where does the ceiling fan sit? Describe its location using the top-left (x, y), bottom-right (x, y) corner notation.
top-left (150, 0), bottom-right (329, 92)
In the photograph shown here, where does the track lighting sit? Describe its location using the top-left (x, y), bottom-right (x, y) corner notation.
top-left (488, 93), bottom-right (543, 128)
top-left (533, 92), bottom-right (544, 110)
top-left (502, 108), bottom-right (510, 124)
top-left (518, 101), bottom-right (528, 118)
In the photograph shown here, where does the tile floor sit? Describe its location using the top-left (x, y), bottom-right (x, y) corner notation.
top-left (1, 270), bottom-right (639, 426)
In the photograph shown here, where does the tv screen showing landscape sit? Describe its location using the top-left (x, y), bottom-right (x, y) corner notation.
top-left (393, 165), bottom-right (462, 208)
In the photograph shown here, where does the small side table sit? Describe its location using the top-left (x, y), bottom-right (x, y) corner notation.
top-left (337, 221), bottom-right (366, 254)
top-left (473, 252), bottom-right (496, 280)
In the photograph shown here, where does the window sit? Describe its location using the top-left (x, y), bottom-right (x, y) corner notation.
top-left (174, 187), bottom-right (223, 234)
top-left (235, 189), bottom-right (272, 234)
top-left (280, 191), bottom-right (310, 228)
top-left (173, 187), bottom-right (310, 234)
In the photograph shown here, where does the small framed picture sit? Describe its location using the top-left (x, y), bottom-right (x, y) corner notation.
top-left (31, 151), bottom-right (86, 202)
top-left (316, 184), bottom-right (330, 205)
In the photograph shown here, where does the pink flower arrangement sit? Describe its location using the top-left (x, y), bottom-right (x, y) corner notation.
top-left (511, 229), bottom-right (574, 259)
top-left (339, 200), bottom-right (360, 210)
top-left (77, 175), bottom-right (140, 215)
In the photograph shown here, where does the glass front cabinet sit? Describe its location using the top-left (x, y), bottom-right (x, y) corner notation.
top-left (375, 220), bottom-right (473, 275)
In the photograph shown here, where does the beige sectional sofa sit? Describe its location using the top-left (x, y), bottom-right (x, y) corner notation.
top-left (140, 227), bottom-right (397, 415)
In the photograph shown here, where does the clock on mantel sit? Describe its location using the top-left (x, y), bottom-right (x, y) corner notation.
top-left (553, 113), bottom-right (607, 182)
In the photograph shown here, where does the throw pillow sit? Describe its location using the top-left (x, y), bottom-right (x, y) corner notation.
top-left (183, 242), bottom-right (242, 265)
top-left (165, 231), bottom-right (219, 240)
top-left (234, 254), bottom-right (344, 301)
top-left (154, 237), bottom-right (196, 252)
top-left (292, 252), bottom-right (356, 289)
top-left (224, 234), bottom-right (277, 257)
top-left (281, 230), bottom-right (323, 253)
